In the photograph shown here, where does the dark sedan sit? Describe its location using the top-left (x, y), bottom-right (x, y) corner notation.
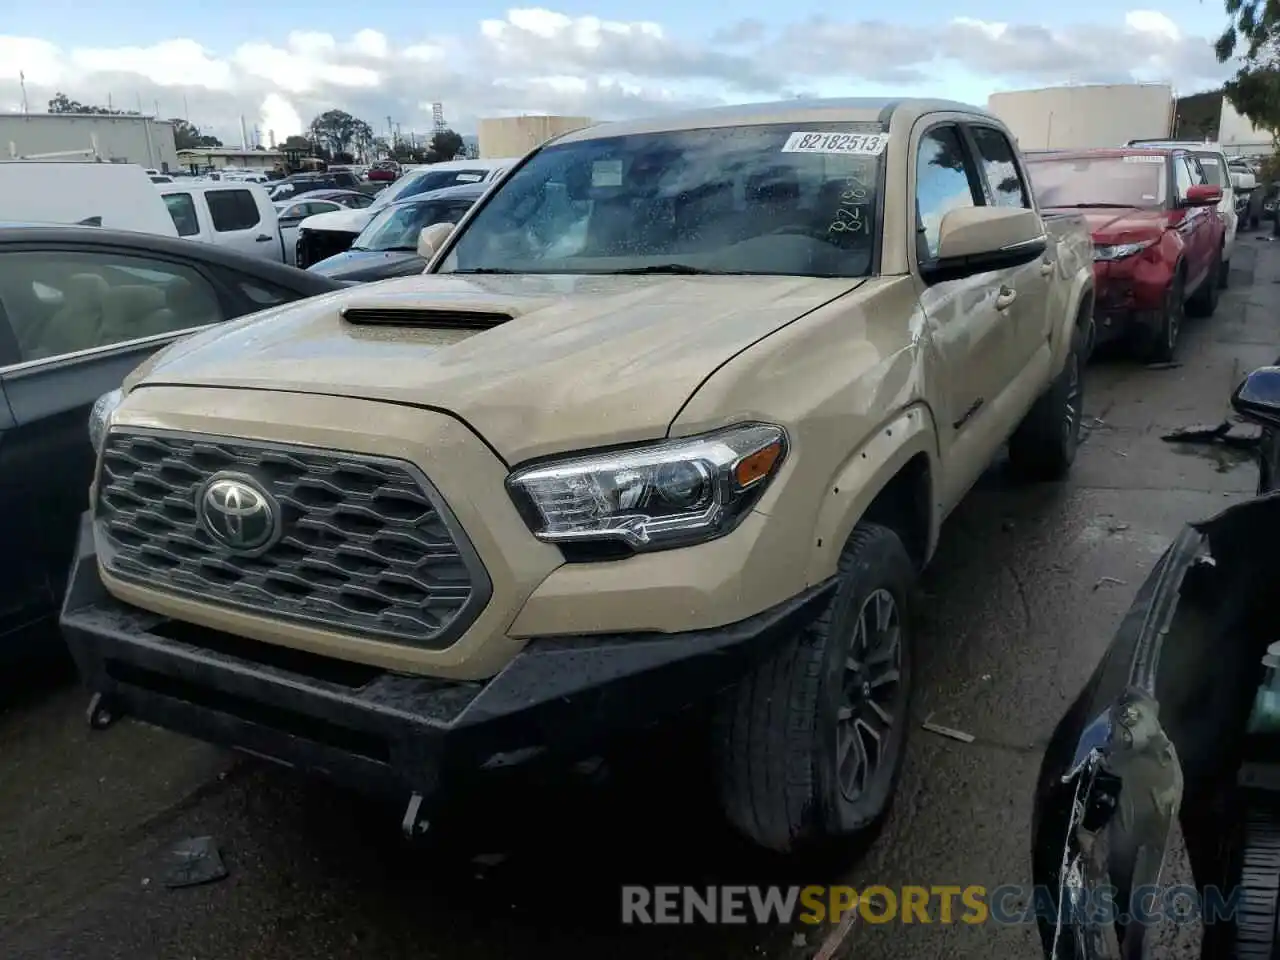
top-left (289, 189), bottom-right (375, 209)
top-left (307, 181), bottom-right (485, 283)
top-left (0, 226), bottom-right (343, 659)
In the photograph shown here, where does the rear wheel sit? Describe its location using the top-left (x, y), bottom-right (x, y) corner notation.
top-left (712, 523), bottom-right (915, 854)
top-left (1136, 270), bottom-right (1184, 363)
top-left (1008, 324), bottom-right (1085, 481)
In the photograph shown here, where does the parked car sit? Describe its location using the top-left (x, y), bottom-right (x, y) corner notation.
top-left (289, 189), bottom-right (374, 210)
top-left (1025, 147), bottom-right (1225, 362)
top-left (294, 159), bottom-right (517, 268)
top-left (1032, 364), bottom-right (1280, 960)
top-left (0, 161), bottom-right (179, 236)
top-left (1127, 139), bottom-right (1245, 277)
top-left (368, 159), bottom-right (401, 182)
top-left (157, 181), bottom-right (290, 264)
top-left (275, 197), bottom-right (350, 266)
top-left (268, 170), bottom-right (363, 201)
top-left (307, 182), bottom-right (486, 282)
top-left (0, 225), bottom-right (343, 660)
top-left (63, 98), bottom-right (1094, 853)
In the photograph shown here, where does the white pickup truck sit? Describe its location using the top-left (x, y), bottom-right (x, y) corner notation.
top-left (156, 181), bottom-right (287, 264)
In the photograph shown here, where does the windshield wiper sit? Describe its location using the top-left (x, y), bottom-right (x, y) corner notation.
top-left (606, 264), bottom-right (742, 275)
top-left (451, 268), bottom-right (522, 274)
top-left (1047, 203), bottom-right (1138, 209)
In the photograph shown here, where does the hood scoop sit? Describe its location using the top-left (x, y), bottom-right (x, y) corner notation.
top-left (340, 306), bottom-right (513, 330)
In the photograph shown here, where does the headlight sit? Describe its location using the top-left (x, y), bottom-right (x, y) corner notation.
top-left (88, 388), bottom-right (123, 452)
top-left (1093, 240), bottom-right (1155, 262)
top-left (507, 423), bottom-right (788, 552)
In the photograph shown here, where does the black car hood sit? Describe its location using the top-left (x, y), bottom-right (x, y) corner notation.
top-left (307, 249), bottom-right (426, 282)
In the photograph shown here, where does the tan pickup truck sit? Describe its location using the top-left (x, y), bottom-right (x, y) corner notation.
top-left (65, 98), bottom-right (1093, 854)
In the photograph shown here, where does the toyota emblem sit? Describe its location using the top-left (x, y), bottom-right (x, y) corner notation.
top-left (198, 474), bottom-right (280, 552)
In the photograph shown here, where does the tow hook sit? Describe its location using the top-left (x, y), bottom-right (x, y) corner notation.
top-left (401, 792), bottom-right (430, 838)
top-left (86, 691), bottom-right (118, 730)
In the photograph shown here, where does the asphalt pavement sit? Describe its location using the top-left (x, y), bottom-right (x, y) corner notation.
top-left (4, 236), bottom-right (1280, 960)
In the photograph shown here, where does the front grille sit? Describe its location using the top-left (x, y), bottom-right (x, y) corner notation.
top-left (297, 229), bottom-right (356, 269)
top-left (96, 430), bottom-right (491, 648)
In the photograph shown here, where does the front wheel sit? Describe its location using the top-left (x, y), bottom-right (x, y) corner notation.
top-left (1007, 324), bottom-right (1085, 481)
top-left (712, 523), bottom-right (915, 854)
top-left (1135, 271), bottom-right (1184, 364)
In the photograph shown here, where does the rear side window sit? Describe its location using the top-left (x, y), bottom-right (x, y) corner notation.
top-left (163, 193), bottom-right (200, 237)
top-left (968, 126), bottom-right (1030, 209)
top-left (207, 190), bottom-right (261, 232)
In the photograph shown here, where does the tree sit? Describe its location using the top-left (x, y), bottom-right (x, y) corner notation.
top-left (48, 91), bottom-right (137, 116)
top-left (1215, 2), bottom-right (1280, 140)
top-left (426, 128), bottom-right (465, 163)
top-left (169, 118), bottom-right (222, 150)
top-left (307, 109), bottom-right (374, 160)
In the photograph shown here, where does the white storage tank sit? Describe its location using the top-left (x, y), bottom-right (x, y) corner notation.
top-left (477, 116), bottom-right (593, 159)
top-left (987, 84), bottom-right (1175, 150)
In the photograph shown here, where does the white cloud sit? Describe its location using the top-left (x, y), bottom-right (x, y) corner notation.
top-left (0, 8), bottom-right (1236, 144)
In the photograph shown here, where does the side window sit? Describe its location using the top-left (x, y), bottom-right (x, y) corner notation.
top-left (163, 193), bottom-right (200, 237)
top-left (0, 250), bottom-right (226, 363)
top-left (445, 201), bottom-right (475, 221)
top-left (207, 189), bottom-right (261, 232)
top-left (968, 126), bottom-right (1030, 208)
top-left (1192, 153), bottom-right (1222, 187)
top-left (915, 126), bottom-right (980, 261)
top-left (1174, 157), bottom-right (1195, 198)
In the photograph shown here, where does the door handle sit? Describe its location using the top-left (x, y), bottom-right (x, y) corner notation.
top-left (255, 234), bottom-right (271, 242)
top-left (995, 286), bottom-right (1017, 311)
top-left (1040, 259), bottom-right (1055, 276)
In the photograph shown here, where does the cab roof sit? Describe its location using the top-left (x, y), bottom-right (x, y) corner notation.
top-left (553, 97), bottom-right (1000, 143)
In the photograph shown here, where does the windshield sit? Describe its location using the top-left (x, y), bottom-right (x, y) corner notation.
top-left (371, 169), bottom-right (488, 210)
top-left (438, 124), bottom-right (885, 278)
top-left (353, 200), bottom-right (452, 252)
top-left (1026, 156), bottom-right (1167, 209)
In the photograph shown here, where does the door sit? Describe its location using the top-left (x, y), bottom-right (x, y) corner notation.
top-left (1173, 156), bottom-right (1213, 291)
top-left (0, 245), bottom-right (227, 636)
top-left (964, 123), bottom-right (1055, 375)
top-left (911, 122), bottom-right (1021, 510)
top-left (204, 187), bottom-right (277, 260)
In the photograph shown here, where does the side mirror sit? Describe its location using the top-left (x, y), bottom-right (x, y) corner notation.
top-left (921, 207), bottom-right (1047, 284)
top-left (1183, 184), bottom-right (1222, 207)
top-left (417, 222), bottom-right (454, 259)
top-left (1232, 366), bottom-right (1280, 428)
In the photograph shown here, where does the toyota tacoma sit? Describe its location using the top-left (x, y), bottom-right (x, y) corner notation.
top-left (62, 98), bottom-right (1094, 854)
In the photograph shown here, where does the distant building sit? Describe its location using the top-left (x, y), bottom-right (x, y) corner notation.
top-left (177, 147), bottom-right (286, 173)
top-left (477, 116), bottom-right (593, 159)
top-left (0, 112), bottom-right (178, 169)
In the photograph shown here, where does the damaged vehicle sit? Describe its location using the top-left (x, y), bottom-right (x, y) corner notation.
top-left (1032, 366), bottom-right (1280, 958)
top-left (62, 98), bottom-right (1094, 853)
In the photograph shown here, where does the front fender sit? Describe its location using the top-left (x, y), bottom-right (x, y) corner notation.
top-left (804, 402), bottom-right (938, 583)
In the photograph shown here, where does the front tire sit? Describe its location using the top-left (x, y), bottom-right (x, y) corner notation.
top-left (712, 523), bottom-right (915, 854)
top-left (1135, 270), bottom-right (1184, 364)
top-left (1007, 324), bottom-right (1085, 481)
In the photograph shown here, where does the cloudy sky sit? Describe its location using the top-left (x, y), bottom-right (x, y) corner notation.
top-left (0, 0), bottom-right (1240, 146)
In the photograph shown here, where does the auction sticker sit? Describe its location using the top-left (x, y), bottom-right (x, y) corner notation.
top-left (1122, 155), bottom-right (1164, 163)
top-left (1199, 156), bottom-right (1220, 165)
top-left (782, 132), bottom-right (888, 156)
top-left (592, 160), bottom-right (624, 186)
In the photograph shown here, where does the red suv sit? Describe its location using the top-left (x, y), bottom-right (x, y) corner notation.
top-left (1025, 148), bottom-right (1224, 361)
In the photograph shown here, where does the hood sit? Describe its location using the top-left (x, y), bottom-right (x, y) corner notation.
top-left (308, 249), bottom-right (425, 282)
top-left (297, 206), bottom-right (375, 235)
top-left (1044, 206), bottom-right (1168, 245)
top-left (128, 272), bottom-right (865, 463)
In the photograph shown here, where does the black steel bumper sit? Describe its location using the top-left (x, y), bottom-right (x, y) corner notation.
top-left (61, 516), bottom-right (835, 804)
